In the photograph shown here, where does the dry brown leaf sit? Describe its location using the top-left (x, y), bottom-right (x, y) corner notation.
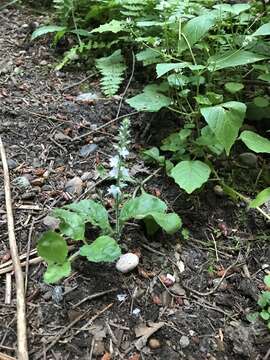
top-left (101, 352), bottom-right (111, 360)
top-left (134, 322), bottom-right (164, 350)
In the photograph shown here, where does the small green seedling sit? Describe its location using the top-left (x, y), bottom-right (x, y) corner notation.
top-left (38, 119), bottom-right (182, 283)
top-left (258, 275), bottom-right (270, 330)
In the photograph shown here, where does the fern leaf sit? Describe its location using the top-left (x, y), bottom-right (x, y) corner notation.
top-left (96, 50), bottom-right (126, 97)
top-left (120, 0), bottom-right (148, 18)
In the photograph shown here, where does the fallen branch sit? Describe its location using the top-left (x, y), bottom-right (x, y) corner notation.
top-left (0, 137), bottom-right (28, 360)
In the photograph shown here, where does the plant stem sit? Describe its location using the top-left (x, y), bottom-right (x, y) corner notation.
top-left (115, 157), bottom-right (122, 241)
top-left (68, 250), bottom-right (80, 263)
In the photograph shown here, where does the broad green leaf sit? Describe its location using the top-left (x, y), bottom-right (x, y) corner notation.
top-left (239, 131), bottom-right (270, 153)
top-left (53, 208), bottom-right (85, 241)
top-left (136, 20), bottom-right (164, 27)
top-left (142, 147), bottom-right (165, 165)
top-left (195, 126), bottom-right (224, 155)
top-left (264, 275), bottom-right (270, 288)
top-left (167, 74), bottom-right (189, 87)
top-left (171, 160), bottom-right (211, 194)
top-left (64, 200), bottom-right (112, 233)
top-left (136, 48), bottom-right (161, 66)
top-left (225, 82), bottom-right (244, 94)
top-left (80, 236), bottom-right (121, 262)
top-left (213, 4), bottom-right (250, 15)
top-left (161, 129), bottom-right (191, 152)
top-left (44, 261), bottom-right (71, 284)
top-left (249, 188), bottom-right (270, 208)
top-left (31, 25), bottom-right (66, 40)
top-left (208, 50), bottom-right (267, 71)
top-left (91, 20), bottom-right (125, 34)
top-left (201, 101), bottom-right (246, 155)
top-left (120, 193), bottom-right (167, 221)
top-left (126, 86), bottom-right (171, 112)
top-left (120, 193), bottom-right (181, 234)
top-left (150, 212), bottom-right (182, 234)
top-left (253, 23), bottom-right (270, 37)
top-left (156, 63), bottom-right (189, 78)
top-left (258, 291), bottom-right (270, 308)
top-left (38, 231), bottom-right (68, 264)
top-left (178, 14), bottom-right (216, 51)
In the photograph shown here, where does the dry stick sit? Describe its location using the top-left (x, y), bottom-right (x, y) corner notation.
top-left (0, 257), bottom-right (42, 276)
top-left (0, 137), bottom-right (28, 360)
top-left (36, 303), bottom-right (113, 359)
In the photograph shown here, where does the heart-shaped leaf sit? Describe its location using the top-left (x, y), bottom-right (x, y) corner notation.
top-left (52, 208), bottom-right (85, 241)
top-left (64, 200), bottom-right (112, 233)
top-left (37, 231), bottom-right (68, 264)
top-left (201, 101), bottom-right (246, 155)
top-left (80, 236), bottom-right (121, 262)
top-left (171, 160), bottom-right (211, 194)
top-left (44, 261), bottom-right (71, 284)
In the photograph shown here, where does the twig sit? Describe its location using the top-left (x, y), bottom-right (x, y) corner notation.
top-left (24, 220), bottom-right (35, 292)
top-left (62, 73), bottom-right (96, 92)
top-left (0, 137), bottom-right (28, 360)
top-left (0, 352), bottom-right (16, 360)
top-left (72, 111), bottom-right (139, 142)
top-left (72, 288), bottom-right (117, 309)
top-left (5, 273), bottom-right (12, 304)
top-left (263, 347), bottom-right (270, 360)
top-left (0, 257), bottom-right (42, 276)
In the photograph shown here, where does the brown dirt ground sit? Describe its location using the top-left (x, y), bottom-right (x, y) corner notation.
top-left (0, 5), bottom-right (270, 360)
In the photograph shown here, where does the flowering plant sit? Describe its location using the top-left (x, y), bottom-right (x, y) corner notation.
top-left (37, 118), bottom-right (182, 283)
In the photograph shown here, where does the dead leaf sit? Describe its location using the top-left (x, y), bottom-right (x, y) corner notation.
top-left (134, 322), bottom-right (164, 350)
top-left (101, 352), bottom-right (111, 360)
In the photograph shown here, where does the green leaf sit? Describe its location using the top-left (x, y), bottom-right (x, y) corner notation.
top-left (171, 160), bottom-right (211, 194)
top-left (249, 188), bottom-right (270, 208)
top-left (208, 50), bottom-right (267, 71)
top-left (64, 200), bottom-right (112, 233)
top-left (253, 23), bottom-right (270, 37)
top-left (44, 261), bottom-right (71, 284)
top-left (253, 96), bottom-right (269, 108)
top-left (178, 14), bottom-right (216, 51)
top-left (195, 126), bottom-right (224, 155)
top-left (239, 131), bottom-right (270, 153)
top-left (91, 20), bottom-right (125, 34)
top-left (156, 62), bottom-right (189, 78)
top-left (225, 82), bottom-right (244, 94)
top-left (161, 129), bottom-right (191, 152)
top-left (201, 101), bottom-right (246, 155)
top-left (126, 86), bottom-right (171, 112)
top-left (142, 147), bottom-right (165, 165)
top-left (37, 231), bottom-right (68, 264)
top-left (80, 236), bottom-right (121, 262)
top-left (53, 208), bottom-right (85, 241)
top-left (213, 4), bottom-right (250, 15)
top-left (31, 25), bottom-right (66, 40)
top-left (120, 193), bottom-right (181, 234)
top-left (264, 275), bottom-right (270, 288)
top-left (260, 310), bottom-right (270, 321)
top-left (258, 291), bottom-right (270, 308)
top-left (259, 73), bottom-right (270, 82)
top-left (246, 312), bottom-right (259, 323)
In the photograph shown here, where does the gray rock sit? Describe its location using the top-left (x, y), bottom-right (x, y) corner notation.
top-left (43, 215), bottom-right (60, 230)
top-left (13, 176), bottom-right (31, 189)
top-left (76, 92), bottom-right (99, 102)
top-left (179, 336), bottom-right (190, 348)
top-left (65, 177), bottom-right (83, 195)
top-left (54, 132), bottom-right (71, 142)
top-left (7, 159), bottom-right (17, 169)
top-left (81, 172), bottom-right (92, 181)
top-left (79, 144), bottom-right (98, 157)
top-left (116, 253), bottom-right (139, 273)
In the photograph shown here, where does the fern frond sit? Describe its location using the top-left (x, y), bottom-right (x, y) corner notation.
top-left (53, 0), bottom-right (74, 25)
top-left (120, 0), bottom-right (148, 18)
top-left (96, 50), bottom-right (126, 97)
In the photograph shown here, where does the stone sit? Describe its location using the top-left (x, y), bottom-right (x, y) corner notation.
top-left (116, 253), bottom-right (139, 273)
top-left (65, 177), bottom-right (83, 195)
top-left (79, 143), bottom-right (98, 157)
top-left (7, 159), bottom-right (17, 169)
top-left (76, 92), bottom-right (99, 102)
top-left (43, 215), bottom-right (60, 230)
top-left (81, 172), bottom-right (92, 181)
top-left (149, 338), bottom-right (161, 349)
top-left (54, 132), bottom-right (71, 142)
top-left (179, 335), bottom-right (190, 348)
top-left (13, 176), bottom-right (31, 189)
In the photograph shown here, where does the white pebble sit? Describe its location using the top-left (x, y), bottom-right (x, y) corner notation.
top-left (116, 253), bottom-right (139, 273)
top-left (179, 335), bottom-right (190, 348)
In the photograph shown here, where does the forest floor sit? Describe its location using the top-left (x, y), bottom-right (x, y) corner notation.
top-left (0, 5), bottom-right (270, 360)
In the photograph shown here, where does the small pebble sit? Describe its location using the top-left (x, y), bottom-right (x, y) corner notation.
top-left (7, 159), bottom-right (17, 169)
top-left (81, 172), bottom-right (92, 181)
top-left (116, 253), bottom-right (139, 273)
top-left (179, 335), bottom-right (190, 348)
top-left (149, 338), bottom-right (161, 349)
top-left (213, 185), bottom-right (224, 196)
top-left (65, 176), bottom-right (83, 195)
top-left (13, 176), bottom-right (31, 189)
top-left (79, 143), bottom-right (98, 157)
